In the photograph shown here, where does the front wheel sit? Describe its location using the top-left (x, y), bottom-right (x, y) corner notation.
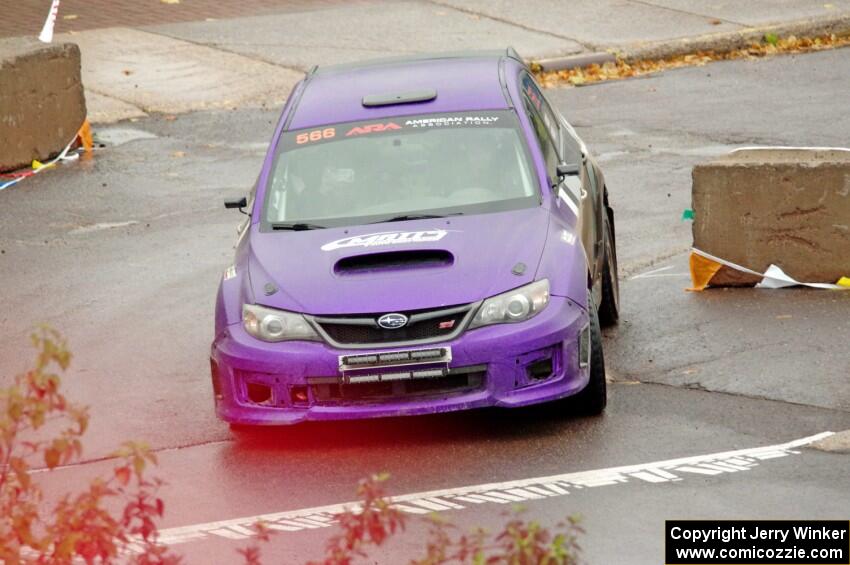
top-left (568, 298), bottom-right (607, 415)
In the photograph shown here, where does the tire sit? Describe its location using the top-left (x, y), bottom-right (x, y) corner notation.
top-left (569, 298), bottom-right (607, 415)
top-left (597, 206), bottom-right (620, 327)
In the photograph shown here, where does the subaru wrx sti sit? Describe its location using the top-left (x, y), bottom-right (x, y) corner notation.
top-left (212, 49), bottom-right (619, 426)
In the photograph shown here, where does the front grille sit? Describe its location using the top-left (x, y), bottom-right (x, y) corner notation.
top-left (313, 304), bottom-right (472, 346)
top-left (310, 369), bottom-right (485, 405)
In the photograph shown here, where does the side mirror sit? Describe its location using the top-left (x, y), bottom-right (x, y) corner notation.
top-left (557, 163), bottom-right (581, 178)
top-left (224, 196), bottom-right (248, 215)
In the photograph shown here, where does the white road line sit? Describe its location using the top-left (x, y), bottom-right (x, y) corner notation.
top-left (536, 483), bottom-right (569, 495)
top-left (407, 499), bottom-right (459, 511)
top-left (630, 268), bottom-right (691, 281)
top-left (523, 485), bottom-right (561, 497)
top-left (504, 488), bottom-right (546, 499)
top-left (634, 273), bottom-right (691, 279)
top-left (268, 521), bottom-right (309, 531)
top-left (629, 265), bottom-right (673, 280)
top-left (642, 468), bottom-right (680, 480)
top-left (152, 432), bottom-right (833, 548)
top-left (423, 497), bottom-right (465, 509)
top-left (676, 465), bottom-right (724, 475)
top-left (481, 490), bottom-right (528, 502)
top-left (628, 471), bottom-right (669, 483)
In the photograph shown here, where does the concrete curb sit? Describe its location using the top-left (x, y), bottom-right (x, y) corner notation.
top-left (529, 13), bottom-right (850, 69)
top-left (613, 13), bottom-right (850, 62)
top-left (533, 52), bottom-right (616, 72)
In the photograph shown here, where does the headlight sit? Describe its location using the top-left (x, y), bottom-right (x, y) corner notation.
top-left (242, 304), bottom-right (320, 342)
top-left (469, 279), bottom-right (550, 329)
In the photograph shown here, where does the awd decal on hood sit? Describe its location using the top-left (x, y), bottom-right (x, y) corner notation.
top-left (321, 230), bottom-right (448, 251)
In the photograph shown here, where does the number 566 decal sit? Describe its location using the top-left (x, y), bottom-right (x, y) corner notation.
top-left (296, 128), bottom-right (336, 144)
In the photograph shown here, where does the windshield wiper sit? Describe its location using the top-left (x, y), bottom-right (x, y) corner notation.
top-left (271, 222), bottom-right (326, 231)
top-left (370, 213), bottom-right (463, 224)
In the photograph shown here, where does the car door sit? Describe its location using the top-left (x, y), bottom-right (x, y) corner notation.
top-left (518, 72), bottom-right (602, 287)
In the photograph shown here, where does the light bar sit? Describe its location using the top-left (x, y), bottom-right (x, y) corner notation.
top-left (345, 367), bottom-right (447, 384)
top-left (339, 347), bottom-right (451, 372)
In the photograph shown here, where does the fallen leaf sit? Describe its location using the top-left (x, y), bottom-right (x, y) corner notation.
top-left (63, 14), bottom-right (78, 20)
top-left (776, 314), bottom-right (793, 319)
top-left (709, 19), bottom-right (722, 25)
top-left (172, 151), bottom-right (186, 158)
top-left (161, 0), bottom-right (180, 3)
top-left (535, 32), bottom-right (850, 88)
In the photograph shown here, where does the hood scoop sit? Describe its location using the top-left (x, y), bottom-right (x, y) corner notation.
top-left (334, 249), bottom-right (454, 276)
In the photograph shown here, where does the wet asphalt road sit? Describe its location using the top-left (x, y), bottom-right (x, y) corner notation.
top-left (2, 48), bottom-right (849, 563)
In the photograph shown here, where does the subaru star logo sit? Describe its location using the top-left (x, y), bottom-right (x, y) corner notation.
top-left (377, 313), bottom-right (408, 330)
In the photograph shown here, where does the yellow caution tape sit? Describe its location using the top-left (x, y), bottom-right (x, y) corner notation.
top-left (690, 248), bottom-right (849, 290)
top-left (31, 160), bottom-right (55, 170)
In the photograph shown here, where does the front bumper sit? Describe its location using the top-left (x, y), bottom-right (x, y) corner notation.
top-left (210, 296), bottom-right (589, 425)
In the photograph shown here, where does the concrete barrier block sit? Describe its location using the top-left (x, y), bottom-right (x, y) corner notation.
top-left (0, 38), bottom-right (86, 172)
top-left (693, 148), bottom-right (850, 285)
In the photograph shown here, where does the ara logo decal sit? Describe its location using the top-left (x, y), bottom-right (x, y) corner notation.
top-left (346, 122), bottom-right (402, 136)
top-left (321, 230), bottom-right (448, 251)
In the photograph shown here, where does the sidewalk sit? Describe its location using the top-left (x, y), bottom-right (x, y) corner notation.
top-left (0, 0), bottom-right (349, 38)
top-left (24, 0), bottom-right (850, 122)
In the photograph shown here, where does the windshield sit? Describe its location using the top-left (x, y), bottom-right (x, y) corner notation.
top-left (262, 111), bottom-right (539, 229)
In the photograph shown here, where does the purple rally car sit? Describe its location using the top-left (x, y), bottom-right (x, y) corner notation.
top-left (212, 49), bottom-right (619, 427)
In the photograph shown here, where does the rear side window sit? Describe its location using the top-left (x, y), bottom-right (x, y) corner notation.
top-left (560, 126), bottom-right (584, 166)
top-left (520, 73), bottom-right (559, 182)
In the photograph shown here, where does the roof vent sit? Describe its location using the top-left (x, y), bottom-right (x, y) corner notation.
top-left (362, 89), bottom-right (437, 107)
